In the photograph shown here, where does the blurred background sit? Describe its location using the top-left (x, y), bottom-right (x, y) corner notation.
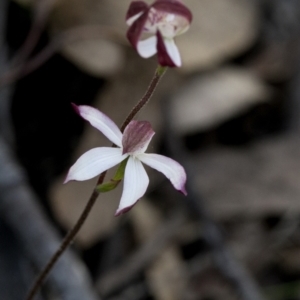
top-left (1, 0), bottom-right (300, 299)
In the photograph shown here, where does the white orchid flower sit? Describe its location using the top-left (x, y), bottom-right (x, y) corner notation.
top-left (65, 105), bottom-right (187, 216)
top-left (126, 0), bottom-right (192, 67)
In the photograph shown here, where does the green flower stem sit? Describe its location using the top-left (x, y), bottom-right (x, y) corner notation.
top-left (26, 65), bottom-right (166, 300)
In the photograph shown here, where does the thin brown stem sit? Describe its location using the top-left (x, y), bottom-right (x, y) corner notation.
top-left (120, 65), bottom-right (167, 132)
top-left (26, 65), bottom-right (166, 300)
top-left (25, 173), bottom-right (106, 300)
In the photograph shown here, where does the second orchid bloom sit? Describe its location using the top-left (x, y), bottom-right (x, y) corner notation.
top-left (126, 0), bottom-right (192, 67)
top-left (65, 105), bottom-right (187, 216)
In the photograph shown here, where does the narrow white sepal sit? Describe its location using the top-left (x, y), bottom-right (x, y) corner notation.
top-left (137, 36), bottom-right (158, 58)
top-left (116, 156), bottom-right (149, 215)
top-left (138, 153), bottom-right (187, 194)
top-left (163, 38), bottom-right (181, 67)
top-left (65, 148), bottom-right (127, 182)
top-left (126, 11), bottom-right (144, 26)
top-left (77, 105), bottom-right (123, 147)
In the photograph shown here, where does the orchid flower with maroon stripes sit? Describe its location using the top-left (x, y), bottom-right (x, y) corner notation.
top-left (126, 0), bottom-right (192, 67)
top-left (65, 105), bottom-right (187, 216)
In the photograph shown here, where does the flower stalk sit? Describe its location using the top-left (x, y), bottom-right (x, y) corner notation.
top-left (25, 173), bottom-right (105, 300)
top-left (25, 65), bottom-right (168, 300)
top-left (26, 0), bottom-right (192, 294)
top-left (121, 65), bottom-right (167, 131)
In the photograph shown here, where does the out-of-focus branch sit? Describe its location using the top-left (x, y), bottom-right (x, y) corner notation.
top-left (162, 99), bottom-right (266, 300)
top-left (0, 0), bottom-right (53, 89)
top-left (0, 25), bottom-right (126, 88)
top-left (0, 0), bottom-right (56, 96)
top-left (0, 135), bottom-right (99, 300)
top-left (11, 0), bottom-right (56, 66)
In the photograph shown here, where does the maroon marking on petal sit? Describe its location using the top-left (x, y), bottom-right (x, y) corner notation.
top-left (179, 186), bottom-right (187, 196)
top-left (71, 103), bottom-right (80, 115)
top-left (122, 120), bottom-right (155, 154)
top-left (152, 0), bottom-right (192, 23)
top-left (126, 10), bottom-right (149, 48)
top-left (156, 31), bottom-right (177, 67)
top-left (126, 1), bottom-right (149, 21)
top-left (114, 205), bottom-right (134, 216)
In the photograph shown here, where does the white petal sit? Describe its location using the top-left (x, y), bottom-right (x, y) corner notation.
top-left (126, 11), bottom-right (144, 26)
top-left (115, 156), bottom-right (149, 215)
top-left (65, 148), bottom-right (127, 182)
top-left (77, 105), bottom-right (123, 147)
top-left (163, 38), bottom-right (181, 67)
top-left (137, 36), bottom-right (157, 58)
top-left (138, 153), bottom-right (187, 194)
